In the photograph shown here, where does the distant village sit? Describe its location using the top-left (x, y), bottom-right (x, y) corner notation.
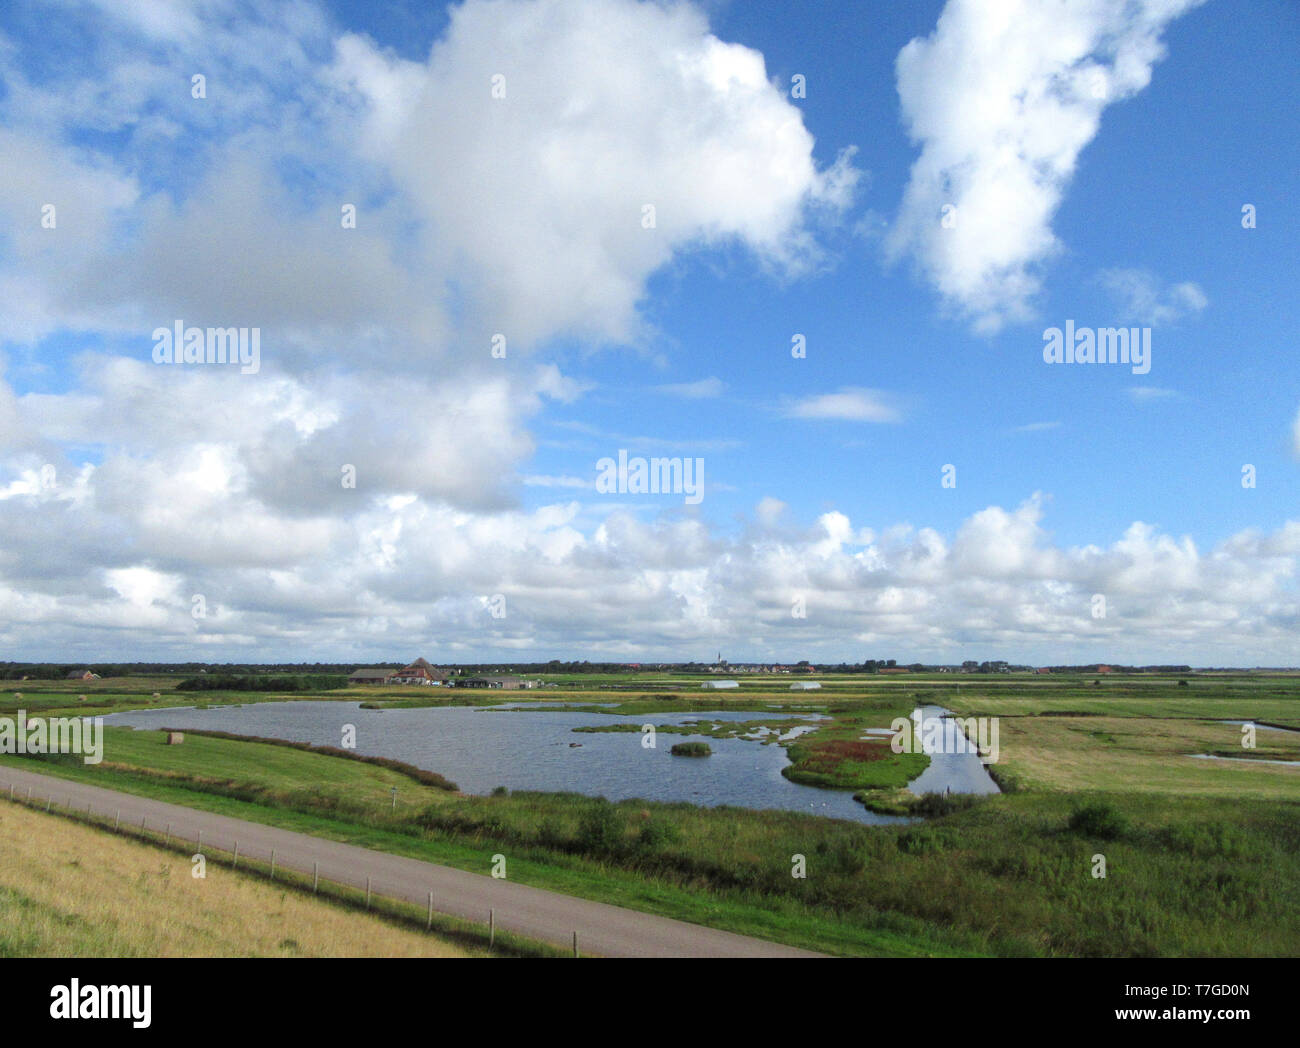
top-left (347, 657), bottom-right (540, 690)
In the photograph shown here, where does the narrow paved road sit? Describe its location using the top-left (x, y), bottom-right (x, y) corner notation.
top-left (0, 765), bottom-right (821, 958)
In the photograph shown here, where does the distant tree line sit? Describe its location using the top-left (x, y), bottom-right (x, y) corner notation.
top-left (0, 664), bottom-right (76, 680)
top-left (0, 662), bottom-right (384, 679)
top-left (1039, 664), bottom-right (1192, 673)
top-left (175, 674), bottom-right (348, 692)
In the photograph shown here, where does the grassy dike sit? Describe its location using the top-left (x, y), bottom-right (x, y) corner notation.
top-left (5, 713), bottom-right (1300, 956)
top-left (0, 798), bottom-right (562, 957)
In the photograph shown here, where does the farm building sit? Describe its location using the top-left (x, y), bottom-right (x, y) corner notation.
top-left (389, 658), bottom-right (449, 685)
top-left (66, 669), bottom-right (99, 681)
top-left (790, 681), bottom-right (822, 690)
top-left (458, 675), bottom-right (534, 690)
top-left (701, 680), bottom-right (739, 689)
top-left (347, 668), bottom-right (394, 685)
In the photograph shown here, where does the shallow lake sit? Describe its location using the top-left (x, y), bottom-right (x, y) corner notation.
top-left (101, 701), bottom-right (911, 823)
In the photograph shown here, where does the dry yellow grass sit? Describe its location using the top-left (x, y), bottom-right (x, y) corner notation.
top-left (994, 716), bottom-right (1300, 797)
top-left (0, 804), bottom-right (472, 957)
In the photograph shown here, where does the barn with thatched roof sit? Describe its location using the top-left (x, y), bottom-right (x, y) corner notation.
top-left (389, 658), bottom-right (447, 685)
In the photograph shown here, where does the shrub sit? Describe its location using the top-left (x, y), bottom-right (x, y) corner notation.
top-left (576, 800), bottom-right (626, 855)
top-left (537, 818), bottom-right (569, 849)
top-left (637, 819), bottom-right (680, 851)
top-left (1068, 802), bottom-right (1129, 840)
top-left (897, 829), bottom-right (947, 855)
top-left (907, 792), bottom-right (982, 817)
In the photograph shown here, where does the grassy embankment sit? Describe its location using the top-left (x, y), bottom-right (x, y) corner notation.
top-left (3, 672), bottom-right (1299, 956)
top-left (0, 802), bottom-right (490, 957)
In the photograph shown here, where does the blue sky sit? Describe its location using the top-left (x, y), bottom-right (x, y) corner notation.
top-left (514, 0), bottom-right (1299, 547)
top-left (0, 0), bottom-right (1296, 664)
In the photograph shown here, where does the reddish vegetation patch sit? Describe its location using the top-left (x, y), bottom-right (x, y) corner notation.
top-left (798, 738), bottom-right (891, 771)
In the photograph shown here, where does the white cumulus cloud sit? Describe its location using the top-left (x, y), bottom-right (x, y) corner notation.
top-left (886, 0), bottom-right (1205, 333)
top-left (333, 0), bottom-right (859, 348)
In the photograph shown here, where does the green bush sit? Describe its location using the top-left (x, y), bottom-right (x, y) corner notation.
top-left (897, 829), bottom-right (948, 855)
top-left (670, 742), bottom-right (712, 757)
top-left (576, 800), bottom-right (626, 855)
top-left (1068, 802), bottom-right (1129, 840)
top-left (907, 792), bottom-right (983, 817)
top-left (637, 819), bottom-right (680, 850)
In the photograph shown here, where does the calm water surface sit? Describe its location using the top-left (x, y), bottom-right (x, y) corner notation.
top-left (899, 705), bottom-right (1002, 796)
top-left (102, 701), bottom-right (909, 823)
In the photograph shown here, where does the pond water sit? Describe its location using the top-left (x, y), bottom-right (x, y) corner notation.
top-left (1189, 754), bottom-right (1300, 767)
top-left (1217, 720), bottom-right (1300, 736)
top-left (100, 701), bottom-right (907, 823)
top-left (898, 706), bottom-right (1002, 796)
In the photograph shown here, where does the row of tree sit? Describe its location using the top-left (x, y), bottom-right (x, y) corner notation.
top-left (175, 674), bottom-right (348, 692)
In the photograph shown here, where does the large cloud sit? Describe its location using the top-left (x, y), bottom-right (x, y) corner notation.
top-left (332, 0), bottom-right (858, 347)
top-left (1, 479), bottom-right (1297, 664)
top-left (0, 0), bottom-right (853, 523)
top-left (886, 0), bottom-right (1205, 333)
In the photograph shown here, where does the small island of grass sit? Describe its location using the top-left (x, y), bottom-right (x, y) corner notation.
top-left (670, 742), bottom-right (712, 757)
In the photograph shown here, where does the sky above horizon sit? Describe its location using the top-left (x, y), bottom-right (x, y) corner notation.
top-left (0, 0), bottom-right (1297, 666)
